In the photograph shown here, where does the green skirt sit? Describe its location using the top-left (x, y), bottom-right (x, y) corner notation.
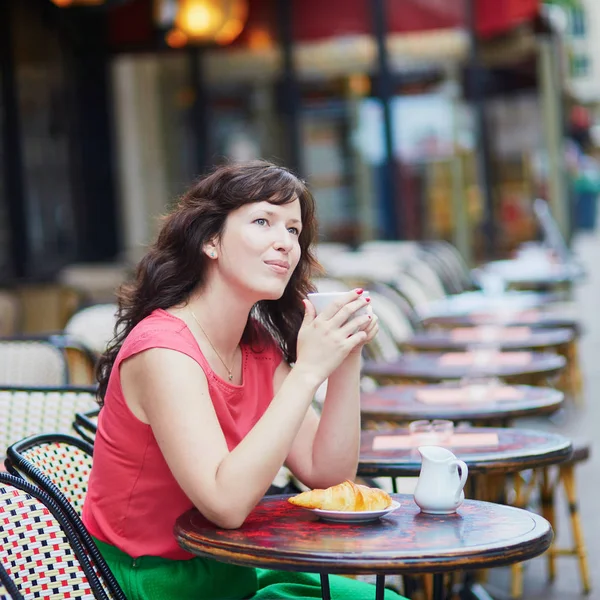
top-left (93, 537), bottom-right (407, 600)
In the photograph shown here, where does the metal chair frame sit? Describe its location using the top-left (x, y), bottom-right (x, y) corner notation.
top-left (0, 471), bottom-right (122, 600)
top-left (5, 434), bottom-right (126, 600)
top-left (0, 334), bottom-right (98, 386)
top-left (73, 408), bottom-right (100, 445)
top-left (6, 432), bottom-right (94, 516)
top-left (0, 561), bottom-right (23, 600)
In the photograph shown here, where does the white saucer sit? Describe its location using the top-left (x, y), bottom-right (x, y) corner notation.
top-left (304, 500), bottom-right (401, 523)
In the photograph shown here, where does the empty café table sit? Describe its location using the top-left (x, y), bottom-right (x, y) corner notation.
top-left (480, 259), bottom-right (584, 288)
top-left (361, 351), bottom-right (566, 386)
top-left (419, 290), bottom-right (560, 320)
top-left (358, 426), bottom-right (573, 478)
top-left (175, 494), bottom-right (552, 600)
top-left (420, 309), bottom-right (580, 333)
top-left (403, 326), bottom-right (574, 353)
top-left (361, 384), bottom-right (564, 426)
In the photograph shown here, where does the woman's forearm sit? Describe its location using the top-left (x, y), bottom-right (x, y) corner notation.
top-left (309, 352), bottom-right (362, 484)
top-left (210, 366), bottom-right (319, 526)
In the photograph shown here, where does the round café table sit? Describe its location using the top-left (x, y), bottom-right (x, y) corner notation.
top-left (480, 260), bottom-right (584, 289)
top-left (419, 290), bottom-right (560, 320)
top-left (419, 310), bottom-right (580, 333)
top-left (175, 494), bottom-right (552, 600)
top-left (399, 328), bottom-right (577, 401)
top-left (402, 327), bottom-right (574, 353)
top-left (361, 352), bottom-right (566, 386)
top-left (358, 426), bottom-right (573, 479)
top-left (360, 384), bottom-right (564, 427)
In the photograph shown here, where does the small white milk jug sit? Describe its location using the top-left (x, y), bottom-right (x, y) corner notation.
top-left (414, 446), bottom-right (469, 514)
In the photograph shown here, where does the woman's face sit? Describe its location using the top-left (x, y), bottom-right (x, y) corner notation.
top-left (214, 198), bottom-right (303, 301)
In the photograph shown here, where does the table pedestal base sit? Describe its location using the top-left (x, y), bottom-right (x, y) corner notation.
top-left (319, 573), bottom-right (450, 600)
top-left (320, 574), bottom-right (331, 600)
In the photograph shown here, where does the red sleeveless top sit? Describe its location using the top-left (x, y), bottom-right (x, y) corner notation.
top-left (82, 309), bottom-right (283, 560)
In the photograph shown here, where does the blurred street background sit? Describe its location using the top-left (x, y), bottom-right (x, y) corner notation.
top-left (2, 1), bottom-right (600, 599)
top-left (2, 0), bottom-right (600, 294)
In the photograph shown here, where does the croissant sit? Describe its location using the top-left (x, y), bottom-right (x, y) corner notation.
top-left (288, 480), bottom-right (392, 511)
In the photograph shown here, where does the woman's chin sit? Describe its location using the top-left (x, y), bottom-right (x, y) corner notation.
top-left (256, 285), bottom-right (287, 302)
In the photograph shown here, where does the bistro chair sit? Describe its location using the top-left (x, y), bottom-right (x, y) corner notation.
top-left (0, 386), bottom-right (98, 462)
top-left (47, 334), bottom-right (98, 386)
top-left (508, 442), bottom-right (592, 597)
top-left (6, 433), bottom-right (94, 517)
top-left (389, 272), bottom-right (434, 315)
top-left (365, 290), bottom-right (414, 345)
top-left (400, 257), bottom-right (447, 302)
top-left (0, 472), bottom-right (125, 599)
top-left (73, 408), bottom-right (100, 445)
top-left (0, 562), bottom-right (23, 600)
top-left (4, 435), bottom-right (126, 600)
top-left (64, 303), bottom-right (118, 356)
top-left (418, 246), bottom-right (465, 295)
top-left (0, 335), bottom-right (98, 386)
top-left (422, 241), bottom-right (474, 293)
top-left (540, 443), bottom-right (592, 594)
top-left (0, 340), bottom-right (68, 386)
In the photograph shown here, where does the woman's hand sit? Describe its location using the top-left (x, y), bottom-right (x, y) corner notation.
top-left (348, 304), bottom-right (379, 355)
top-left (294, 289), bottom-right (372, 385)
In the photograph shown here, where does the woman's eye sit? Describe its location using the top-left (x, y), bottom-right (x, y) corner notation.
top-left (288, 227), bottom-right (300, 235)
top-left (254, 218), bottom-right (268, 226)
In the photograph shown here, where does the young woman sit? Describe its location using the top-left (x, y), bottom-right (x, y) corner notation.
top-left (82, 161), bottom-right (406, 599)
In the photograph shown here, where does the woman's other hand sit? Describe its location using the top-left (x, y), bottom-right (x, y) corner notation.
top-left (294, 289), bottom-right (372, 384)
top-left (348, 303), bottom-right (379, 355)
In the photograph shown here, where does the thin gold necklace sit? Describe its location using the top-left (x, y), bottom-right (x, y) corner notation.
top-left (189, 308), bottom-right (235, 381)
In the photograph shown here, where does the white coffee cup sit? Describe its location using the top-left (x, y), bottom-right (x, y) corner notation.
top-left (307, 291), bottom-right (370, 319)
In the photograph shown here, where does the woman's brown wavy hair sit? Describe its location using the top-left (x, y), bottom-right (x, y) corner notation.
top-left (96, 161), bottom-right (320, 402)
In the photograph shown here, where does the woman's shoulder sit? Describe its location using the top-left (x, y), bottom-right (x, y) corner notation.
top-left (128, 308), bottom-right (187, 338)
top-left (119, 309), bottom-right (195, 360)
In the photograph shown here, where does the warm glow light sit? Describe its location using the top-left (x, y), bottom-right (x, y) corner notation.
top-left (50, 0), bottom-right (104, 6)
top-left (247, 27), bottom-right (273, 51)
top-left (173, 0), bottom-right (248, 45)
top-left (165, 28), bottom-right (189, 49)
top-left (214, 18), bottom-right (244, 45)
top-left (184, 4), bottom-right (220, 36)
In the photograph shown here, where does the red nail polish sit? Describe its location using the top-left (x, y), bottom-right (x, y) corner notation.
top-left (365, 297), bottom-right (371, 302)
top-left (356, 288), bottom-right (363, 295)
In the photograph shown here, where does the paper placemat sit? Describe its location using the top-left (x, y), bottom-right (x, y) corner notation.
top-left (450, 327), bottom-right (533, 343)
top-left (372, 432), bottom-right (500, 451)
top-left (415, 386), bottom-right (525, 405)
top-left (438, 352), bottom-right (533, 367)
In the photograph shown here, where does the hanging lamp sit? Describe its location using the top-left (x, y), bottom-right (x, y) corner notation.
top-left (50, 0), bottom-right (105, 6)
top-left (168, 0), bottom-right (248, 47)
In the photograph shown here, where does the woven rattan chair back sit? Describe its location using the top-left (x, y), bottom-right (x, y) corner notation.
top-left (73, 409), bottom-right (99, 445)
top-left (0, 472), bottom-right (114, 599)
top-left (0, 340), bottom-right (68, 386)
top-left (0, 387), bottom-right (98, 462)
top-left (64, 304), bottom-right (118, 356)
top-left (0, 562), bottom-right (23, 600)
top-left (4, 440), bottom-right (125, 600)
top-left (7, 434), bottom-right (94, 517)
top-left (46, 334), bottom-right (97, 386)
